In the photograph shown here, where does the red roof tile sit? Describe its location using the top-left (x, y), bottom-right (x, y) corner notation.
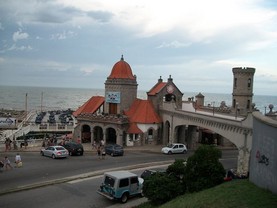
top-left (124, 99), bottom-right (162, 123)
top-left (147, 82), bottom-right (167, 96)
top-left (73, 96), bottom-right (104, 117)
top-left (127, 123), bottom-right (143, 134)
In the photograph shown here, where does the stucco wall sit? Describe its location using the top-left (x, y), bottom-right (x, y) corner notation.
top-left (249, 112), bottom-right (277, 194)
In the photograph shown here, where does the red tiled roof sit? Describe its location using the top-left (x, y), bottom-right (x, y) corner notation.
top-left (108, 56), bottom-right (135, 80)
top-left (124, 99), bottom-right (162, 123)
top-left (127, 123), bottom-right (143, 134)
top-left (73, 96), bottom-right (104, 117)
top-left (147, 82), bottom-right (167, 96)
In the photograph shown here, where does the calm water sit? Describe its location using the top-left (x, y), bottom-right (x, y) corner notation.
top-left (0, 85), bottom-right (276, 114)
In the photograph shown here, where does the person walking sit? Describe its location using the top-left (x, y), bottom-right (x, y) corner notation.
top-left (97, 146), bottom-right (101, 159)
top-left (4, 156), bottom-right (13, 170)
top-left (15, 153), bottom-right (22, 168)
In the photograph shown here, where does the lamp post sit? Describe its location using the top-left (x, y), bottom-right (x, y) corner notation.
top-left (212, 101), bottom-right (215, 116)
top-left (264, 106), bottom-right (267, 115)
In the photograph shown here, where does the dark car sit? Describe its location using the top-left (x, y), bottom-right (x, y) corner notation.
top-left (105, 144), bottom-right (124, 156)
top-left (63, 142), bottom-right (84, 156)
top-left (140, 168), bottom-right (166, 179)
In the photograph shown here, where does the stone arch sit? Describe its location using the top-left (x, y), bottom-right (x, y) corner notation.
top-left (146, 128), bottom-right (154, 144)
top-left (164, 93), bottom-right (176, 102)
top-left (81, 124), bottom-right (91, 143)
top-left (105, 127), bottom-right (117, 144)
top-left (93, 126), bottom-right (103, 144)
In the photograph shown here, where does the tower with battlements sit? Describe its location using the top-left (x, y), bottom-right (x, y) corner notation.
top-left (232, 67), bottom-right (256, 115)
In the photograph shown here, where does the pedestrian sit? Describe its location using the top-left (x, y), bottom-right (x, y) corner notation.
top-left (101, 147), bottom-right (106, 160)
top-left (92, 140), bottom-right (97, 150)
top-left (97, 146), bottom-right (101, 159)
top-left (15, 153), bottom-right (22, 168)
top-left (4, 156), bottom-right (13, 170)
top-left (5, 137), bottom-right (10, 151)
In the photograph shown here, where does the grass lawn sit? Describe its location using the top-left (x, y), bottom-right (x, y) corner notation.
top-left (137, 179), bottom-right (277, 208)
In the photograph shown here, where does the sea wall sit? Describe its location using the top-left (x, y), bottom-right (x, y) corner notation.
top-left (249, 112), bottom-right (277, 194)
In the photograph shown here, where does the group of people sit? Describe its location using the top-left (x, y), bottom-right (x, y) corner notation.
top-left (5, 137), bottom-right (28, 151)
top-left (0, 153), bottom-right (22, 171)
top-left (93, 139), bottom-right (106, 159)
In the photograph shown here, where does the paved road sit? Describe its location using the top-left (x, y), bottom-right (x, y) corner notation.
top-left (0, 143), bottom-right (238, 207)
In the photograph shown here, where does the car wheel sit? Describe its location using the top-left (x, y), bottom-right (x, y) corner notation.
top-left (52, 154), bottom-right (56, 159)
top-left (40, 151), bottom-right (44, 156)
top-left (168, 151), bottom-right (172, 155)
top-left (111, 152), bottom-right (114, 157)
top-left (121, 193), bottom-right (129, 203)
top-left (183, 150), bottom-right (187, 154)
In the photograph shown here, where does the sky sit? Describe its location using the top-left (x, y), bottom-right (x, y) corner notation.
top-left (0, 0), bottom-right (277, 96)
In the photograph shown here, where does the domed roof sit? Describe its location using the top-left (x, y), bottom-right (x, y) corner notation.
top-left (108, 55), bottom-right (135, 80)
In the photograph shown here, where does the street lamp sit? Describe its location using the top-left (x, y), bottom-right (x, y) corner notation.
top-left (212, 101), bottom-right (215, 116)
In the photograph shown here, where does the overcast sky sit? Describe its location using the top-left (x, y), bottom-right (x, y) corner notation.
top-left (0, 0), bottom-right (276, 96)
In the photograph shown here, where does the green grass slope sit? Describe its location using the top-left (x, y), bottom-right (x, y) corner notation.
top-left (138, 180), bottom-right (277, 208)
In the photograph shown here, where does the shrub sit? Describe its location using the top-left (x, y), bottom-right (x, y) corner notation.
top-left (142, 172), bottom-right (185, 205)
top-left (184, 145), bottom-right (226, 192)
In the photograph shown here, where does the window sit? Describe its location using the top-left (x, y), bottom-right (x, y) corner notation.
top-left (248, 78), bottom-right (251, 88)
top-left (130, 177), bottom-right (138, 184)
top-left (234, 78), bottom-right (237, 88)
top-left (119, 178), bottom-right (129, 188)
top-left (104, 176), bottom-right (115, 187)
top-left (247, 100), bottom-right (250, 109)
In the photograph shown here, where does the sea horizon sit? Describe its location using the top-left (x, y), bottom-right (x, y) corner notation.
top-left (0, 85), bottom-right (276, 114)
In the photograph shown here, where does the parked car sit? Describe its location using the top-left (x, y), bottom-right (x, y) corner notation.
top-left (97, 171), bottom-right (144, 203)
top-left (40, 146), bottom-right (69, 159)
top-left (105, 144), bottom-right (124, 156)
top-left (63, 142), bottom-right (84, 156)
top-left (140, 168), bottom-right (167, 179)
top-left (161, 143), bottom-right (187, 154)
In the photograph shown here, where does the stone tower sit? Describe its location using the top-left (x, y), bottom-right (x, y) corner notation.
top-left (104, 55), bottom-right (138, 115)
top-left (232, 67), bottom-right (255, 115)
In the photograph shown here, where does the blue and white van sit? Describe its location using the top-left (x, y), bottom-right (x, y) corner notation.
top-left (97, 170), bottom-right (144, 203)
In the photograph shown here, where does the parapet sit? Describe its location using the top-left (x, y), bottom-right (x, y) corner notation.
top-left (232, 67), bottom-right (256, 74)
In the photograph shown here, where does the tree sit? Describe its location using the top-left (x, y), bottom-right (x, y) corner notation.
top-left (184, 145), bottom-right (226, 192)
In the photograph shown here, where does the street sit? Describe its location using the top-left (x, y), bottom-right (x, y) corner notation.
top-left (0, 150), bottom-right (238, 208)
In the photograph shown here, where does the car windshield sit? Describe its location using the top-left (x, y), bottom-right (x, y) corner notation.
top-left (56, 147), bottom-right (65, 150)
top-left (167, 144), bottom-right (174, 148)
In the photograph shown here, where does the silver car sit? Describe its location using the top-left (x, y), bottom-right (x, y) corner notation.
top-left (40, 145), bottom-right (69, 159)
top-left (161, 143), bottom-right (187, 154)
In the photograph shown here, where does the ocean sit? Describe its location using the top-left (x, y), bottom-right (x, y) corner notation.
top-left (0, 85), bottom-right (276, 114)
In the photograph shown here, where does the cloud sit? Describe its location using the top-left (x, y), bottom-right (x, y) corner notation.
top-left (50, 30), bottom-right (77, 40)
top-left (157, 41), bottom-right (192, 49)
top-left (8, 44), bottom-right (32, 51)
top-left (86, 10), bottom-right (114, 23)
top-left (80, 67), bottom-right (95, 75)
top-left (13, 30), bottom-right (29, 42)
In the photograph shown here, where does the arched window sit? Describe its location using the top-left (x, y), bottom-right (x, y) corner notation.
top-left (248, 78), bottom-right (251, 88)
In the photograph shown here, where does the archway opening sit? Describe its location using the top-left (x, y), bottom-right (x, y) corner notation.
top-left (81, 124), bottom-right (91, 143)
top-left (93, 126), bottom-right (103, 144)
top-left (106, 128), bottom-right (116, 144)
